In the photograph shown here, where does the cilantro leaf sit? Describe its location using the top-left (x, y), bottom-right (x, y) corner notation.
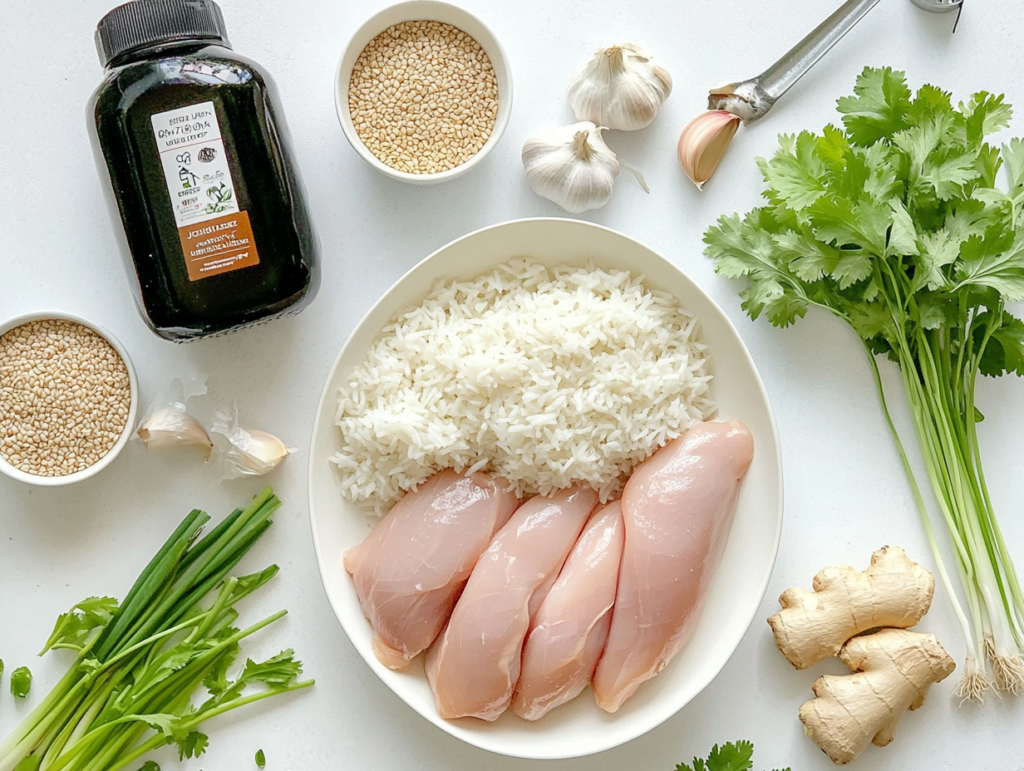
top-left (240, 649), bottom-right (303, 689)
top-left (849, 301), bottom-right (897, 346)
top-left (922, 146), bottom-right (980, 200)
top-left (956, 92), bottom-right (1012, 146)
top-left (41, 597), bottom-right (118, 654)
top-left (176, 730), bottom-right (209, 760)
top-left (134, 713), bottom-right (185, 739)
top-left (862, 142), bottom-right (900, 202)
top-left (132, 714), bottom-right (208, 760)
top-left (137, 762), bottom-right (160, 771)
top-left (907, 83), bottom-right (952, 126)
top-left (230, 565), bottom-right (281, 601)
top-left (707, 741), bottom-right (754, 771)
top-left (202, 643), bottom-right (241, 697)
top-left (807, 195), bottom-right (889, 259)
top-left (703, 211), bottom-right (810, 326)
top-left (10, 667), bottom-right (32, 699)
top-left (955, 228), bottom-right (1024, 300)
top-left (676, 741), bottom-right (754, 771)
top-left (775, 230), bottom-right (841, 282)
top-left (893, 113), bottom-right (952, 172)
top-left (837, 66), bottom-right (912, 146)
top-left (1004, 138), bottom-right (1024, 191)
top-left (944, 199), bottom-right (994, 245)
top-left (759, 132), bottom-right (826, 211)
top-left (886, 199), bottom-right (919, 258)
top-left (977, 312), bottom-right (1024, 377)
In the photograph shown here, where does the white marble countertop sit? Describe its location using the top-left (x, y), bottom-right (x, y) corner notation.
top-left (2, 1), bottom-right (1024, 769)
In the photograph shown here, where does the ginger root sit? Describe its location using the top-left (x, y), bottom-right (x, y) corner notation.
top-left (768, 546), bottom-right (934, 669)
top-left (800, 628), bottom-right (955, 765)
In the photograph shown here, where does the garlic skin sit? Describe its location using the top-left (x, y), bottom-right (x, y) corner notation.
top-left (678, 110), bottom-right (741, 190)
top-left (568, 44), bottom-right (672, 131)
top-left (137, 408), bottom-right (214, 459)
top-left (708, 80), bottom-right (774, 124)
top-left (211, 410), bottom-right (294, 479)
top-left (522, 122), bottom-right (620, 213)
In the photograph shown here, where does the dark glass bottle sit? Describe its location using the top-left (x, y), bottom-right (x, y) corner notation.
top-left (88, 0), bottom-right (320, 341)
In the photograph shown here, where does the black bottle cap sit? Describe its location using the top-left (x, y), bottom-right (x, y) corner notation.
top-left (95, 0), bottom-right (231, 67)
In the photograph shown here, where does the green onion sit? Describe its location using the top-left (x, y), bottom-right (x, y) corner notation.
top-left (0, 488), bottom-right (312, 771)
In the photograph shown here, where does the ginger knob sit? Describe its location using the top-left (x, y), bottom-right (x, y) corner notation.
top-left (800, 628), bottom-right (955, 765)
top-left (767, 546), bottom-right (935, 669)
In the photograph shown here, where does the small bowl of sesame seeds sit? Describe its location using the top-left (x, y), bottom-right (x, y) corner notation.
top-left (0, 311), bottom-right (138, 486)
top-left (336, 1), bottom-right (512, 184)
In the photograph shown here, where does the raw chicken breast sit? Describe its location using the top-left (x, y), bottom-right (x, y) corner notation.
top-left (512, 501), bottom-right (624, 721)
top-left (343, 470), bottom-right (518, 671)
top-left (593, 420), bottom-right (754, 713)
top-left (426, 486), bottom-right (599, 721)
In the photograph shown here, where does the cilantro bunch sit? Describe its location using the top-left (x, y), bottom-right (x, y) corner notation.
top-left (705, 66), bottom-right (1024, 701)
top-left (0, 489), bottom-right (313, 771)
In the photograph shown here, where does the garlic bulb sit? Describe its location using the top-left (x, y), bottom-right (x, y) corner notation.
top-left (678, 110), bottom-right (741, 190)
top-left (567, 44), bottom-right (672, 131)
top-left (137, 409), bottom-right (213, 459)
top-left (211, 409), bottom-right (294, 479)
top-left (522, 122), bottom-right (621, 213)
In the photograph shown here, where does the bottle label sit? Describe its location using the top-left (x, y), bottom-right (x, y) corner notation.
top-left (150, 101), bottom-right (260, 281)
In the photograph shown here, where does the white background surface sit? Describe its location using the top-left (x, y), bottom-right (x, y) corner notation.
top-left (2, 1), bottom-right (1024, 770)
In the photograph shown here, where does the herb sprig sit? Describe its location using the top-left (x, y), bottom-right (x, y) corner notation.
top-left (676, 740), bottom-right (790, 771)
top-left (0, 488), bottom-right (313, 771)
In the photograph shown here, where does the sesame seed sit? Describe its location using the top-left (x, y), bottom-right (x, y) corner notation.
top-left (0, 319), bottom-right (131, 477)
top-left (348, 20), bottom-right (499, 174)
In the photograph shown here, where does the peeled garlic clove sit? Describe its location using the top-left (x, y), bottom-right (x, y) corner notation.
top-left (211, 410), bottom-right (294, 479)
top-left (677, 110), bottom-right (741, 190)
top-left (568, 44), bottom-right (672, 131)
top-left (522, 122), bottom-right (619, 213)
top-left (136, 408), bottom-right (213, 459)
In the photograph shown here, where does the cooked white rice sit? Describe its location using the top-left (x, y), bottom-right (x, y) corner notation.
top-left (332, 259), bottom-right (716, 514)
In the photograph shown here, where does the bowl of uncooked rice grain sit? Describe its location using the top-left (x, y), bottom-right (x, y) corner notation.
top-left (0, 311), bottom-right (138, 486)
top-left (335, 1), bottom-right (511, 184)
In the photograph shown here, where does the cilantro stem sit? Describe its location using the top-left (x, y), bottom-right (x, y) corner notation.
top-left (863, 346), bottom-right (977, 653)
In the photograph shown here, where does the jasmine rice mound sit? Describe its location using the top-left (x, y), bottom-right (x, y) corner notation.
top-left (332, 259), bottom-right (716, 514)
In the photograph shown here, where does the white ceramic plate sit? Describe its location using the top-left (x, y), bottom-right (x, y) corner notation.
top-left (308, 218), bottom-right (783, 759)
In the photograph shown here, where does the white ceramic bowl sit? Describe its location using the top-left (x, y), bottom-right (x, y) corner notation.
top-left (308, 218), bottom-right (783, 759)
top-left (334, 0), bottom-right (513, 185)
top-left (0, 310), bottom-right (139, 487)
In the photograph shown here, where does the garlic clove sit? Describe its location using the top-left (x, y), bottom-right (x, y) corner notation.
top-left (211, 409), bottom-right (294, 479)
top-left (522, 122), bottom-right (620, 213)
top-left (226, 429), bottom-right (292, 476)
top-left (568, 44), bottom-right (672, 131)
top-left (136, 408), bottom-right (213, 459)
top-left (677, 110), bottom-right (741, 190)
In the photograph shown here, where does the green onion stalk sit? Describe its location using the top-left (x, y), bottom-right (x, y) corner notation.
top-left (0, 488), bottom-right (313, 771)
